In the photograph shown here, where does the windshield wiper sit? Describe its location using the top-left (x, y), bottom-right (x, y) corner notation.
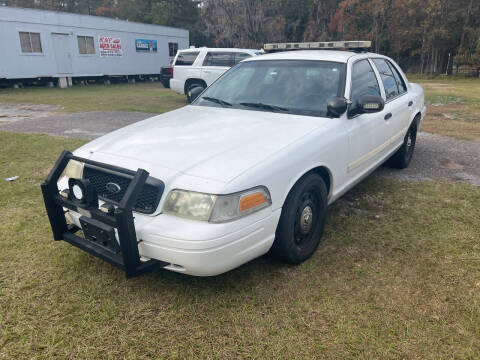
top-left (201, 96), bottom-right (232, 107)
top-left (239, 102), bottom-right (290, 113)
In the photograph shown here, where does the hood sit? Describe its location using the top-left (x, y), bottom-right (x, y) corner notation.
top-left (76, 105), bottom-right (329, 183)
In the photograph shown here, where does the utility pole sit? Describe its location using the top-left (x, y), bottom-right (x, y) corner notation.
top-left (446, 52), bottom-right (451, 75)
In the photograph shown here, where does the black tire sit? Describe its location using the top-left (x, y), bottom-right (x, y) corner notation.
top-left (271, 173), bottom-right (328, 264)
top-left (160, 79), bottom-right (170, 88)
top-left (387, 121), bottom-right (418, 169)
top-left (186, 82), bottom-right (205, 103)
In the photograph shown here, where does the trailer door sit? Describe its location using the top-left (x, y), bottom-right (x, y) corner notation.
top-left (51, 33), bottom-right (73, 74)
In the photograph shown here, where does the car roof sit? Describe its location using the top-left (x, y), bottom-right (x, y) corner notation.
top-left (178, 47), bottom-right (260, 53)
top-left (243, 50), bottom-right (363, 63)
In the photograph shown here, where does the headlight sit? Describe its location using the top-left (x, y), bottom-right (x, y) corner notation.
top-left (163, 186), bottom-right (271, 223)
top-left (61, 159), bottom-right (84, 180)
top-left (163, 190), bottom-right (217, 221)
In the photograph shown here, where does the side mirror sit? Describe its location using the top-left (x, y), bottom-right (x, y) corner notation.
top-left (356, 95), bottom-right (385, 114)
top-left (327, 97), bottom-right (348, 117)
top-left (188, 86), bottom-right (204, 103)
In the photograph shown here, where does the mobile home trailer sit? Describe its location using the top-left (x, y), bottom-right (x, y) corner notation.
top-left (0, 6), bottom-right (189, 86)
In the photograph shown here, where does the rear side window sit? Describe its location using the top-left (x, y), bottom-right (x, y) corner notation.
top-left (175, 51), bottom-right (199, 66)
top-left (350, 59), bottom-right (381, 106)
top-left (233, 52), bottom-right (252, 65)
top-left (372, 58), bottom-right (399, 100)
top-left (203, 52), bottom-right (234, 67)
top-left (388, 61), bottom-right (407, 94)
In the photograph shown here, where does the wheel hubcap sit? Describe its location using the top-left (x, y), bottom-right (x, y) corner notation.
top-left (407, 132), bottom-right (412, 149)
top-left (300, 206), bottom-right (313, 233)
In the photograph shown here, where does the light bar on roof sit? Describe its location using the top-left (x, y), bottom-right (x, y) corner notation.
top-left (264, 41), bottom-right (371, 51)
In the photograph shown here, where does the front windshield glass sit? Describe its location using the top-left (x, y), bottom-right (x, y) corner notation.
top-left (194, 60), bottom-right (346, 117)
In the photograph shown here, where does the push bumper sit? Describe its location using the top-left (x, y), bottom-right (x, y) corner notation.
top-left (41, 151), bottom-right (167, 278)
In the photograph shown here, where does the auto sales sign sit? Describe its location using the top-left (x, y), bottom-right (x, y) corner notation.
top-left (99, 36), bottom-right (123, 57)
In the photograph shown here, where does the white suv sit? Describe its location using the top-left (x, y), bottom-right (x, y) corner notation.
top-left (170, 47), bottom-right (262, 102)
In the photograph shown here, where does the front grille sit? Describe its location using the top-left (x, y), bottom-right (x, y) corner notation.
top-left (83, 166), bottom-right (164, 214)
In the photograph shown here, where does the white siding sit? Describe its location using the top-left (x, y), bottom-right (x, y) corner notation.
top-left (0, 6), bottom-right (189, 79)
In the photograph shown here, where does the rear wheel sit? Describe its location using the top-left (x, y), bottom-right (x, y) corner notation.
top-left (186, 82), bottom-right (205, 103)
top-left (388, 121), bottom-right (418, 169)
top-left (271, 173), bottom-right (328, 264)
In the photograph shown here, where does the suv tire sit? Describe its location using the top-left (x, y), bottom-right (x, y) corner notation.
top-left (186, 82), bottom-right (205, 103)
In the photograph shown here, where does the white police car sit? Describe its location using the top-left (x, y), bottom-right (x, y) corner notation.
top-left (42, 41), bottom-right (426, 277)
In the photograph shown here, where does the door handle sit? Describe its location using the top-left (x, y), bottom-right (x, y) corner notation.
top-left (384, 113), bottom-right (392, 120)
top-left (408, 100), bottom-right (413, 107)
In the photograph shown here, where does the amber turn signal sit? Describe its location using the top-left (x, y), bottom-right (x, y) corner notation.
top-left (239, 192), bottom-right (267, 212)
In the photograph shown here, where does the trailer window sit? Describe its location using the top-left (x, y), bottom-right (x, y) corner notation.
top-left (174, 51), bottom-right (199, 66)
top-left (169, 42), bottom-right (178, 57)
top-left (77, 36), bottom-right (95, 55)
top-left (19, 32), bottom-right (42, 53)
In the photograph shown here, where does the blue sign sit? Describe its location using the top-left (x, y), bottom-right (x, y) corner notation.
top-left (135, 39), bottom-right (157, 52)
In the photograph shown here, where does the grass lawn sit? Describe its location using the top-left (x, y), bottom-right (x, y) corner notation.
top-left (1, 130), bottom-right (479, 359)
top-left (0, 83), bottom-right (186, 114)
top-left (407, 76), bottom-right (480, 141)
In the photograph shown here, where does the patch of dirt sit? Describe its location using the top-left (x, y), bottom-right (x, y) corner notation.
top-left (439, 158), bottom-right (464, 170)
top-left (0, 103), bottom-right (61, 123)
top-left (375, 132), bottom-right (480, 186)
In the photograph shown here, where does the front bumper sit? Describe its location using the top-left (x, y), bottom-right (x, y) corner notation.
top-left (42, 151), bottom-right (280, 277)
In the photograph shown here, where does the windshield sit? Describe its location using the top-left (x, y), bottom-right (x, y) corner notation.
top-left (194, 60), bottom-right (346, 117)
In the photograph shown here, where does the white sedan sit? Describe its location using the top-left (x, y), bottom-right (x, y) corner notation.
top-left (42, 43), bottom-right (426, 277)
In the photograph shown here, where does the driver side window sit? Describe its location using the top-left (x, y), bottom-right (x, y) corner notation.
top-left (349, 59), bottom-right (381, 116)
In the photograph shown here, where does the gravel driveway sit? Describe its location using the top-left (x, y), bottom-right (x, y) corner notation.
top-left (0, 110), bottom-right (150, 138)
top-left (1, 109), bottom-right (479, 186)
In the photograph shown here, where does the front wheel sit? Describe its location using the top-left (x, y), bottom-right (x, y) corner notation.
top-left (271, 173), bottom-right (328, 264)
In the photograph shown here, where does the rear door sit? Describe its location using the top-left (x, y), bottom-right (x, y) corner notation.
top-left (173, 50), bottom-right (200, 83)
top-left (202, 52), bottom-right (234, 85)
top-left (371, 58), bottom-right (411, 147)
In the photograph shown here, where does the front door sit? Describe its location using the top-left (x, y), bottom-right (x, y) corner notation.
top-left (345, 59), bottom-right (388, 180)
top-left (51, 33), bottom-right (73, 74)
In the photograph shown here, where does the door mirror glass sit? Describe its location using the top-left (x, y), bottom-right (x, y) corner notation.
top-left (356, 95), bottom-right (385, 114)
top-left (327, 97), bottom-right (347, 117)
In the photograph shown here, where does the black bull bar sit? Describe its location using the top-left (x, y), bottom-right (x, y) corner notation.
top-left (41, 150), bottom-right (167, 278)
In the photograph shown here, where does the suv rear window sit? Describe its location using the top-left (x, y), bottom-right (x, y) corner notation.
top-left (203, 52), bottom-right (234, 67)
top-left (175, 51), bottom-right (199, 66)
